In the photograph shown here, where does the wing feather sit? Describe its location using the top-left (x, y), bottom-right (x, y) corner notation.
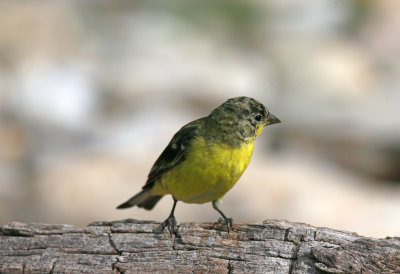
top-left (142, 119), bottom-right (203, 189)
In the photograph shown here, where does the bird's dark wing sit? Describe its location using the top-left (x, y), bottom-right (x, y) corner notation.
top-left (142, 119), bottom-right (204, 190)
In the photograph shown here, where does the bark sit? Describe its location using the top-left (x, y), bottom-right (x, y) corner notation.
top-left (0, 219), bottom-right (399, 273)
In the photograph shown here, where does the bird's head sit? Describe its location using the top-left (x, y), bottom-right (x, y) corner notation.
top-left (208, 96), bottom-right (280, 144)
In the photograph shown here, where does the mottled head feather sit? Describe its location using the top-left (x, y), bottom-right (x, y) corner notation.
top-left (207, 96), bottom-right (273, 145)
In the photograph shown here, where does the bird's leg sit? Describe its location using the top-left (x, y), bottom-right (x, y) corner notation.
top-left (212, 199), bottom-right (233, 233)
top-left (154, 197), bottom-right (179, 236)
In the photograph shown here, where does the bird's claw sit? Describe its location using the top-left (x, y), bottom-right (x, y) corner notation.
top-left (154, 216), bottom-right (179, 236)
top-left (216, 217), bottom-right (233, 233)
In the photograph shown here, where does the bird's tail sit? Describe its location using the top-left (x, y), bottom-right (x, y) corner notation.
top-left (116, 189), bottom-right (163, 210)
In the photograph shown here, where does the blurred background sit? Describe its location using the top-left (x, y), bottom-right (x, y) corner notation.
top-left (1, 0), bottom-right (399, 238)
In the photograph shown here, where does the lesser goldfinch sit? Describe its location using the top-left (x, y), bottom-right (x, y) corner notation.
top-left (117, 96), bottom-right (280, 235)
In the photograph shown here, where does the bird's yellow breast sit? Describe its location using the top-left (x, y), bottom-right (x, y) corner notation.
top-left (151, 137), bottom-right (253, 203)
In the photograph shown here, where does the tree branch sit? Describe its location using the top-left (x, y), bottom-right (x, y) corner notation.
top-left (1, 219), bottom-right (399, 273)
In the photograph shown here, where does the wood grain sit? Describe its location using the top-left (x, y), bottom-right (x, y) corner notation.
top-left (1, 219), bottom-right (399, 273)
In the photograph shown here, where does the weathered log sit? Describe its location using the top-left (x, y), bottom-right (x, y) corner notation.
top-left (0, 219), bottom-right (399, 273)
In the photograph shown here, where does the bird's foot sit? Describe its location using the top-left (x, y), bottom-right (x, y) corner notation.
top-left (216, 216), bottom-right (233, 233)
top-left (154, 216), bottom-right (179, 236)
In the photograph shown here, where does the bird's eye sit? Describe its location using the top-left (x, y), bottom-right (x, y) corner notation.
top-left (254, 114), bottom-right (263, 122)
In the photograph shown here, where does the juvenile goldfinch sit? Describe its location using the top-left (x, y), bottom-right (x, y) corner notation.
top-left (117, 96), bottom-right (280, 235)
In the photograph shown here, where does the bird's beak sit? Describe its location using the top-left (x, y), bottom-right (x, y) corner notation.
top-left (265, 112), bottom-right (281, 126)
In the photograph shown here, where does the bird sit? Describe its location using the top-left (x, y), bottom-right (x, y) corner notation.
top-left (117, 96), bottom-right (281, 235)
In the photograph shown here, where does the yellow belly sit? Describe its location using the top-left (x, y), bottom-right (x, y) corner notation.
top-left (150, 137), bottom-right (253, 203)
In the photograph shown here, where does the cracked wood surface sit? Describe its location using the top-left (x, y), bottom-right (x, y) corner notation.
top-left (0, 219), bottom-right (399, 273)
